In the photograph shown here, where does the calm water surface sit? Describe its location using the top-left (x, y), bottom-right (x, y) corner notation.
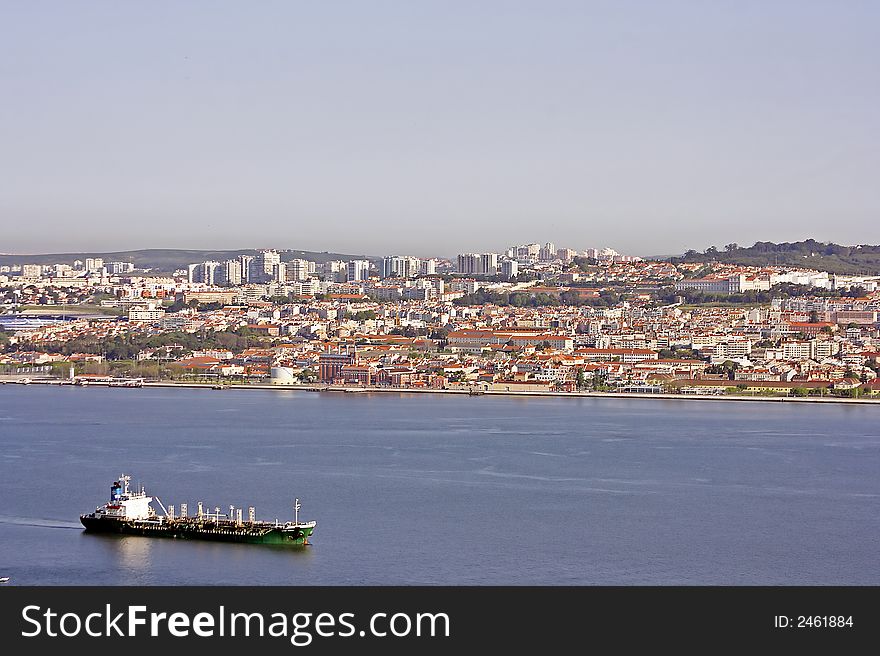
top-left (0, 385), bottom-right (877, 585)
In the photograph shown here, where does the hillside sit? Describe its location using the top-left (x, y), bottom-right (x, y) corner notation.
top-left (666, 240), bottom-right (880, 276)
top-left (0, 248), bottom-right (378, 273)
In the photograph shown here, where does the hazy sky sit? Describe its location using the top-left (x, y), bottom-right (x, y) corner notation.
top-left (1, 1), bottom-right (878, 257)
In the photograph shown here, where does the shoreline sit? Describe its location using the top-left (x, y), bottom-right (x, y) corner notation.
top-left (2, 376), bottom-right (878, 405)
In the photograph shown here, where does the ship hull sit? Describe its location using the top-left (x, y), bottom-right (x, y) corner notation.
top-left (80, 515), bottom-right (314, 546)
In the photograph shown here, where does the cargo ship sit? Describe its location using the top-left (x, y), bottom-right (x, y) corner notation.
top-left (80, 474), bottom-right (315, 546)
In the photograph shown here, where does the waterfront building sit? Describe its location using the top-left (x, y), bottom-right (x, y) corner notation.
top-left (318, 346), bottom-right (358, 382)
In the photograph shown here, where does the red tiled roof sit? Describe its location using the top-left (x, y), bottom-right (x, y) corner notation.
top-left (576, 348), bottom-right (657, 354)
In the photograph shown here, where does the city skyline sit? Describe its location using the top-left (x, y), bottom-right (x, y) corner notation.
top-left (2, 234), bottom-right (880, 263)
top-left (0, 241), bottom-right (629, 260)
top-left (2, 2), bottom-right (878, 256)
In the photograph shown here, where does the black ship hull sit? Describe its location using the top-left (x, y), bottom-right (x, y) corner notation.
top-left (80, 514), bottom-right (314, 546)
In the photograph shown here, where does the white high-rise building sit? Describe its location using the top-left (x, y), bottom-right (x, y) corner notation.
top-left (556, 248), bottom-right (576, 263)
top-left (188, 261), bottom-right (221, 284)
top-left (238, 255), bottom-right (254, 283)
top-left (514, 244), bottom-right (540, 259)
top-left (216, 259), bottom-right (242, 286)
top-left (457, 253), bottom-right (499, 275)
top-left (107, 262), bottom-right (135, 274)
top-left (480, 253), bottom-right (498, 275)
top-left (539, 242), bottom-right (556, 261)
top-left (347, 260), bottom-right (371, 282)
top-left (381, 255), bottom-right (421, 278)
top-left (85, 258), bottom-right (104, 272)
top-left (585, 247), bottom-right (620, 260)
top-left (421, 259), bottom-right (437, 275)
top-left (286, 259), bottom-right (310, 281)
top-left (322, 260), bottom-right (348, 282)
top-left (501, 259), bottom-right (518, 278)
top-left (249, 250), bottom-right (281, 283)
top-left (457, 253), bottom-right (480, 275)
top-left (272, 262), bottom-right (286, 284)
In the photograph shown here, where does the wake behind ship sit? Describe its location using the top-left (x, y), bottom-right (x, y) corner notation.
top-left (80, 475), bottom-right (315, 546)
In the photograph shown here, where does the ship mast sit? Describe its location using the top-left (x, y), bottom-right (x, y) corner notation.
top-left (295, 498), bottom-right (300, 525)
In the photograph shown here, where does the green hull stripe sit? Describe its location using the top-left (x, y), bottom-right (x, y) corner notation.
top-left (81, 517), bottom-right (315, 546)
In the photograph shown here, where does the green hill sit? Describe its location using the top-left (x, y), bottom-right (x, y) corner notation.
top-left (0, 248), bottom-right (378, 273)
top-left (666, 240), bottom-right (880, 275)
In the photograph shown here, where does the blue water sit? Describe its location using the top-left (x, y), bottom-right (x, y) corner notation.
top-left (0, 385), bottom-right (878, 585)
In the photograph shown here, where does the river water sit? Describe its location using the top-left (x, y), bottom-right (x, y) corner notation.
top-left (1, 385), bottom-right (877, 585)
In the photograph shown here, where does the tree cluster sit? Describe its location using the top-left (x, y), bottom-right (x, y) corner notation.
top-left (8, 328), bottom-right (263, 360)
top-left (671, 240), bottom-right (880, 275)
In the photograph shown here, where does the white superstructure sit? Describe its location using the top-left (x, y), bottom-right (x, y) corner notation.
top-left (92, 474), bottom-right (156, 520)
